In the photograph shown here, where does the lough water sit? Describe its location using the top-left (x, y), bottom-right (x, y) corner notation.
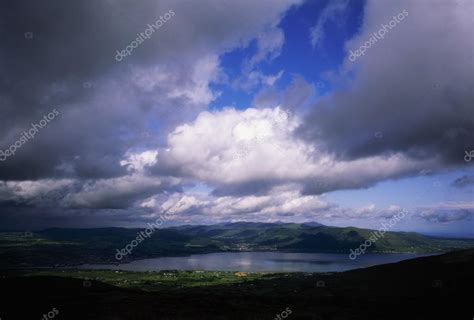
top-left (80, 252), bottom-right (428, 272)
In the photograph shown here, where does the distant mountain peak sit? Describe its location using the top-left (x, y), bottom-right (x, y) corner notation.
top-left (302, 221), bottom-right (324, 227)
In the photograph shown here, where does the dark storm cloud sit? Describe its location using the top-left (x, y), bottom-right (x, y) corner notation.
top-left (2, 0), bottom-right (471, 231)
top-left (62, 180), bottom-right (179, 209)
top-left (0, 179), bottom-right (79, 208)
top-left (299, 0), bottom-right (474, 166)
top-left (0, 0), bottom-right (304, 227)
top-left (0, 207), bottom-right (153, 230)
top-left (0, 0), bottom-right (302, 182)
top-left (0, 0), bottom-right (167, 180)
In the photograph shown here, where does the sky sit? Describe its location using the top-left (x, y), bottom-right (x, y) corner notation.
top-left (0, 0), bottom-right (473, 237)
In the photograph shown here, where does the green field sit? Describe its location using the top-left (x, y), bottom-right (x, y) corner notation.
top-left (22, 269), bottom-right (280, 291)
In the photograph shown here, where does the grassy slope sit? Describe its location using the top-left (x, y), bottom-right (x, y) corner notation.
top-left (1, 249), bottom-right (473, 319)
top-left (0, 223), bottom-right (473, 267)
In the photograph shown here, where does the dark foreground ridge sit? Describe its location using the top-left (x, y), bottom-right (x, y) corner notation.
top-left (1, 249), bottom-right (472, 320)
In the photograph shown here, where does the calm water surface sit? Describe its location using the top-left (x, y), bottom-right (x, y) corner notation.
top-left (80, 252), bottom-right (429, 272)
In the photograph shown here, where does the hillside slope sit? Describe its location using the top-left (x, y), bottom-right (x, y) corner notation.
top-left (1, 249), bottom-right (472, 319)
top-left (0, 222), bottom-right (473, 267)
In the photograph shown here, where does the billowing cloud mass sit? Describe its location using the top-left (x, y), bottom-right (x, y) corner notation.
top-left (152, 106), bottom-right (437, 197)
top-left (300, 0), bottom-right (474, 164)
top-left (0, 0), bottom-right (302, 181)
top-left (417, 202), bottom-right (474, 223)
top-left (0, 0), bottom-right (473, 233)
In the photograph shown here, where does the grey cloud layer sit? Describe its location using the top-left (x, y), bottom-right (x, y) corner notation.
top-left (300, 0), bottom-right (474, 167)
top-left (0, 0), bottom-right (304, 227)
top-left (0, 0), bottom-right (302, 181)
top-left (1, 0), bottom-right (472, 230)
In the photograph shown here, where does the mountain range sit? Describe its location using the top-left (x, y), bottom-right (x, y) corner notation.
top-left (1, 222), bottom-right (473, 268)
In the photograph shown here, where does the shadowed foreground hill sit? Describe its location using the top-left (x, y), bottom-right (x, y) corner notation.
top-left (1, 249), bottom-right (472, 320)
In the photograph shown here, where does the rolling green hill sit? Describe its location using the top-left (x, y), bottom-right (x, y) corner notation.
top-left (0, 222), bottom-right (473, 268)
